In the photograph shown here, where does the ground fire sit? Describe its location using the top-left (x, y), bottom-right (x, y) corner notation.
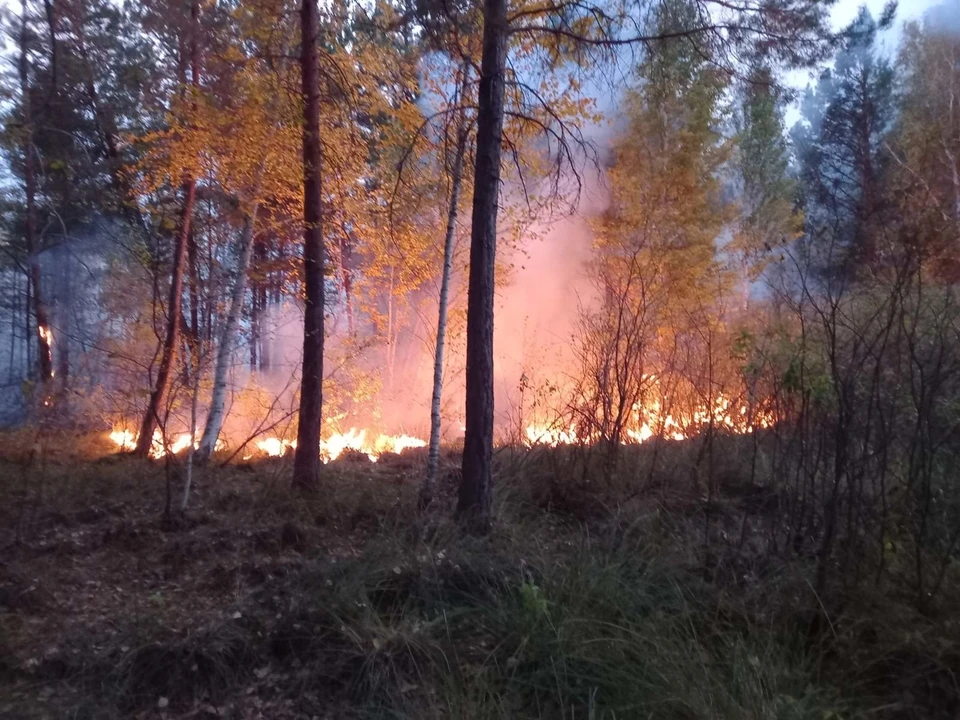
top-left (108, 425), bottom-right (426, 462)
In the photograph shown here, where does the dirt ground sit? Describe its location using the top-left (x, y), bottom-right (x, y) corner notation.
top-left (0, 436), bottom-right (450, 719)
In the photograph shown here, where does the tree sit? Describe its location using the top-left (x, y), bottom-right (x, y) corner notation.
top-left (456, 0), bottom-right (835, 530)
top-left (134, 0), bottom-right (200, 457)
top-left (16, 0), bottom-right (53, 385)
top-left (457, 0), bottom-right (507, 531)
top-left (792, 8), bottom-right (895, 279)
top-left (292, 0), bottom-right (325, 491)
top-left (736, 65), bottom-right (798, 277)
top-left (421, 60), bottom-right (472, 510)
top-left (887, 17), bottom-right (960, 278)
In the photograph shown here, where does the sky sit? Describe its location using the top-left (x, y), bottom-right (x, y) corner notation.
top-left (782, 0), bottom-right (946, 125)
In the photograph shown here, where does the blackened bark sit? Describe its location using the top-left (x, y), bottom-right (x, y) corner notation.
top-left (19, 0), bottom-right (53, 385)
top-left (135, 0), bottom-right (200, 456)
top-left (458, 0), bottom-right (507, 532)
top-left (292, 0), bottom-right (325, 491)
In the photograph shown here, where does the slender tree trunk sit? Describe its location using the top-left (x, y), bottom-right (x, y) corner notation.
top-left (187, 227), bottom-right (200, 343)
top-left (197, 199), bottom-right (262, 461)
top-left (56, 261), bottom-right (70, 390)
top-left (421, 70), bottom-right (470, 510)
top-left (19, 0), bottom-right (53, 385)
top-left (458, 0), bottom-right (507, 532)
top-left (9, 272), bottom-right (18, 384)
top-left (293, 0), bottom-right (325, 491)
top-left (25, 275), bottom-right (32, 371)
top-left (181, 359), bottom-right (200, 513)
top-left (261, 282), bottom-right (271, 371)
top-left (251, 283), bottom-right (260, 370)
top-left (135, 0), bottom-right (200, 456)
top-left (136, 183), bottom-right (196, 455)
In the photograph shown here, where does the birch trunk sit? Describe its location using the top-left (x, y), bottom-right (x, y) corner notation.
top-left (197, 203), bottom-right (261, 461)
top-left (421, 66), bottom-right (471, 510)
top-left (181, 362), bottom-right (200, 512)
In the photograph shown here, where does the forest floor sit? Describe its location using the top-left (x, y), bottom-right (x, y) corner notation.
top-left (0, 430), bottom-right (958, 719)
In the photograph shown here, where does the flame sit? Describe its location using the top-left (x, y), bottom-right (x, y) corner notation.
top-left (38, 325), bottom-right (53, 347)
top-left (108, 427), bottom-right (223, 459)
top-left (524, 393), bottom-right (776, 448)
top-left (373, 433), bottom-right (428, 456)
top-left (110, 429), bottom-right (137, 451)
top-left (242, 429), bottom-right (427, 463)
top-left (255, 437), bottom-right (296, 457)
top-left (106, 422), bottom-right (428, 464)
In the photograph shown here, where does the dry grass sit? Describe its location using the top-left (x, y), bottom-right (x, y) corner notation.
top-left (0, 430), bottom-right (957, 719)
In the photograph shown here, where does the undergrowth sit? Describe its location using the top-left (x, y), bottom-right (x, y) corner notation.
top-left (0, 436), bottom-right (958, 718)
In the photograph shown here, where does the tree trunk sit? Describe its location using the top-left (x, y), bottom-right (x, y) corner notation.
top-left (135, 0), bottom-right (200, 457)
top-left (197, 199), bottom-right (261, 461)
top-left (136, 182), bottom-right (197, 455)
top-left (421, 66), bottom-right (470, 510)
top-left (19, 0), bottom-right (53, 385)
top-left (292, 0), bottom-right (325, 491)
top-left (187, 226), bottom-right (200, 344)
top-left (181, 358), bottom-right (200, 513)
top-left (458, 0), bottom-right (507, 532)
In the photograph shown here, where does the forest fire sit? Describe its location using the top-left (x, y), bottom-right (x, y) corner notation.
top-left (37, 325), bottom-right (53, 347)
top-left (246, 429), bottom-right (428, 463)
top-left (108, 428), bottom-right (223, 459)
top-left (524, 394), bottom-right (775, 448)
top-left (109, 425), bottom-right (426, 463)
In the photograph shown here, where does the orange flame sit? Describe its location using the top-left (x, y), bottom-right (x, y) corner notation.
top-left (524, 393), bottom-right (775, 448)
top-left (110, 425), bottom-right (426, 464)
top-left (244, 429), bottom-right (427, 463)
top-left (108, 428), bottom-right (223, 459)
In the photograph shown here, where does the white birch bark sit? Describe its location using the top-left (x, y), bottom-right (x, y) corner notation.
top-left (420, 63), bottom-right (471, 509)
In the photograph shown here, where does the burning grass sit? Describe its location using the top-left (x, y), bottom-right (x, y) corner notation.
top-left (106, 424), bottom-right (426, 462)
top-left (0, 434), bottom-right (958, 719)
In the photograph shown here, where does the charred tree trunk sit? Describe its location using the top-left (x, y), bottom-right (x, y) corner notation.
top-left (421, 65), bottom-right (470, 510)
top-left (197, 197), bottom-right (262, 462)
top-left (19, 0), bottom-right (53, 385)
top-left (135, 0), bottom-right (200, 456)
top-left (293, 0), bottom-right (325, 491)
top-left (458, 0), bottom-right (507, 532)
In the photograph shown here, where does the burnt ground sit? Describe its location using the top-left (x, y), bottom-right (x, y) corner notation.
top-left (1, 432), bottom-right (959, 719)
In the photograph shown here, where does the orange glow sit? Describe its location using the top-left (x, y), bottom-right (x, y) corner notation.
top-left (110, 424), bottom-right (427, 464)
top-left (524, 393), bottom-right (776, 448)
top-left (241, 429), bottom-right (427, 462)
top-left (108, 427), bottom-right (223, 459)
